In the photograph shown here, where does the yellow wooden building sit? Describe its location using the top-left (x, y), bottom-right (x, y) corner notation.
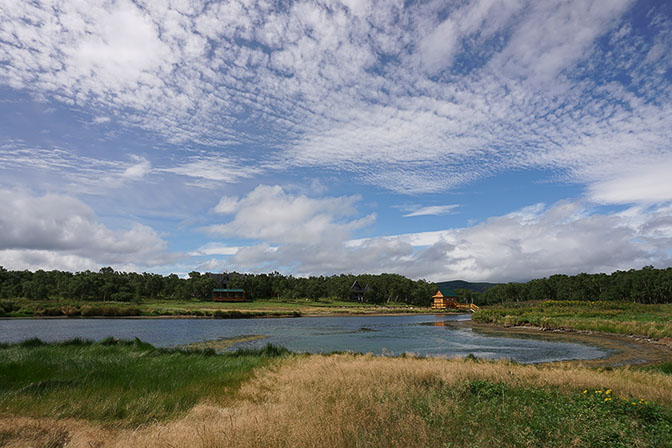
top-left (431, 288), bottom-right (459, 309)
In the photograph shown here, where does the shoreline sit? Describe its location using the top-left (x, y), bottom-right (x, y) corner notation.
top-left (456, 320), bottom-right (672, 368)
top-left (0, 310), bottom-right (461, 319)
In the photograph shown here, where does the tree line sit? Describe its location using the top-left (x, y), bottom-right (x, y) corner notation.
top-left (3, 265), bottom-right (669, 306)
top-left (460, 266), bottom-right (672, 306)
top-left (0, 267), bottom-right (437, 305)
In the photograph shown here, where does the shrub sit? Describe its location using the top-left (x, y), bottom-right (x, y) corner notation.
top-left (35, 306), bottom-right (63, 316)
top-left (118, 307), bottom-right (141, 316)
top-left (111, 292), bottom-right (136, 302)
top-left (79, 305), bottom-right (139, 317)
top-left (61, 305), bottom-right (80, 317)
top-left (0, 300), bottom-right (19, 315)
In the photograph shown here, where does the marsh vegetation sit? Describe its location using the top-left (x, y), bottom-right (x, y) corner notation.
top-left (1, 340), bottom-right (672, 447)
top-left (0, 338), bottom-right (288, 425)
top-left (473, 300), bottom-right (672, 339)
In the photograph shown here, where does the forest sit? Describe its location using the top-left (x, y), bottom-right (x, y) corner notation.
top-left (1, 265), bottom-right (671, 306)
top-left (0, 267), bottom-right (436, 306)
top-left (463, 266), bottom-right (672, 305)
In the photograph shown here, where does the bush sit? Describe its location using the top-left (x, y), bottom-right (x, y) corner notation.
top-left (79, 305), bottom-right (141, 317)
top-left (111, 292), bottom-right (136, 302)
top-left (35, 306), bottom-right (63, 316)
top-left (0, 300), bottom-right (19, 315)
top-left (61, 305), bottom-right (80, 317)
top-left (118, 307), bottom-right (141, 316)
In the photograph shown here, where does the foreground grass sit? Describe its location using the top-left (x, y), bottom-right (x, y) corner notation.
top-left (2, 345), bottom-right (672, 447)
top-left (0, 338), bottom-right (288, 425)
top-left (473, 300), bottom-right (672, 339)
top-left (0, 297), bottom-right (437, 318)
top-left (119, 355), bottom-right (672, 448)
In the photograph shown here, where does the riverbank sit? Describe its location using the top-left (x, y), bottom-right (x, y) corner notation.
top-left (472, 300), bottom-right (672, 340)
top-left (0, 297), bottom-right (448, 319)
top-left (454, 319), bottom-right (672, 368)
top-left (1, 340), bottom-right (671, 447)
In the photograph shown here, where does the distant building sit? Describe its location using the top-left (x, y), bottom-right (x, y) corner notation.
top-left (212, 288), bottom-right (246, 302)
top-left (431, 287), bottom-right (458, 309)
top-left (350, 280), bottom-right (370, 302)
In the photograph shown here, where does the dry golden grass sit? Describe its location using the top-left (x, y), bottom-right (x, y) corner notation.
top-left (4, 354), bottom-right (672, 447)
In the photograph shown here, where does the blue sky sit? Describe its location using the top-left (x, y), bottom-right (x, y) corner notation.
top-left (1, 0), bottom-right (671, 282)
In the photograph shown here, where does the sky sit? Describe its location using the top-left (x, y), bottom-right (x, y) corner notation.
top-left (1, 0), bottom-right (671, 283)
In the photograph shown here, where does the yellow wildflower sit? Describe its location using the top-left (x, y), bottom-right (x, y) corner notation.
top-left (583, 390), bottom-right (587, 394)
top-left (604, 398), bottom-right (611, 402)
top-left (605, 389), bottom-right (612, 395)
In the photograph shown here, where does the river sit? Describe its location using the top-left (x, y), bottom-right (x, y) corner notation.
top-left (0, 314), bottom-right (607, 363)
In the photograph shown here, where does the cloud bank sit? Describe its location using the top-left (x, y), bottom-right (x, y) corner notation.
top-left (199, 187), bottom-right (672, 282)
top-left (0, 189), bottom-right (176, 271)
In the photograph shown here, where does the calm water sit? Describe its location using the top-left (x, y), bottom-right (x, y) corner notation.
top-left (0, 314), bottom-right (607, 363)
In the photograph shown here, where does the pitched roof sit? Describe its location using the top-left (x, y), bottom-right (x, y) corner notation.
top-left (435, 287), bottom-right (458, 298)
top-left (350, 280), bottom-right (370, 292)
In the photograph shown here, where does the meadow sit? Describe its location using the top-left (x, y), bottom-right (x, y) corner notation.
top-left (472, 300), bottom-right (672, 339)
top-left (1, 340), bottom-right (672, 447)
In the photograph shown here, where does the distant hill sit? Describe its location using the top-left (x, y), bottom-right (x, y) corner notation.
top-left (435, 280), bottom-right (500, 293)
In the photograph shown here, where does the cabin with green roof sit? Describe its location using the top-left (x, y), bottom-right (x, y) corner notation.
top-left (431, 287), bottom-right (458, 309)
top-left (212, 288), bottom-right (246, 302)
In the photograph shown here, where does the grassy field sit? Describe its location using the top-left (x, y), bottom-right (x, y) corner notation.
top-left (0, 338), bottom-right (288, 425)
top-left (0, 297), bottom-right (439, 318)
top-left (473, 300), bottom-right (672, 339)
top-left (1, 341), bottom-right (672, 447)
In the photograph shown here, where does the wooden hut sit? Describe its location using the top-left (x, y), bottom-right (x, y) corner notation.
top-left (212, 288), bottom-right (246, 302)
top-left (350, 280), bottom-right (370, 302)
top-left (431, 287), bottom-right (458, 309)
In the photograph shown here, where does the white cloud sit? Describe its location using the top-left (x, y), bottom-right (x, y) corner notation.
top-left (161, 154), bottom-right (263, 184)
top-left (0, 250), bottom-right (106, 272)
top-left (92, 116), bottom-right (111, 124)
top-left (0, 147), bottom-right (153, 189)
top-left (490, 0), bottom-right (633, 83)
top-left (586, 155), bottom-right (672, 204)
top-left (0, 189), bottom-right (176, 270)
top-left (416, 18), bottom-right (460, 74)
top-left (204, 185), bottom-right (375, 244)
top-left (403, 205), bottom-right (459, 217)
top-left (189, 243), bottom-right (241, 256)
top-left (121, 156), bottom-right (151, 180)
top-left (66, 0), bottom-right (172, 87)
top-left (213, 196), bottom-right (239, 214)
